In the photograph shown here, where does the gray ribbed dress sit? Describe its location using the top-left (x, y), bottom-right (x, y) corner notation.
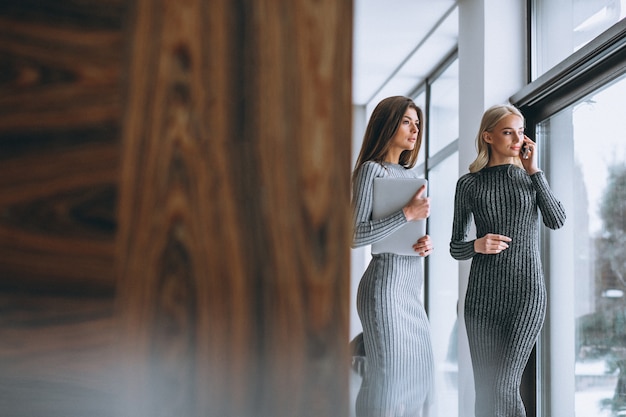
top-left (450, 164), bottom-right (566, 417)
top-left (352, 161), bottom-right (435, 417)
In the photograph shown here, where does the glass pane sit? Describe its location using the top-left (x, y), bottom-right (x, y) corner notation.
top-left (532, 0), bottom-right (626, 79)
top-left (427, 151), bottom-right (459, 417)
top-left (539, 73), bottom-right (626, 416)
top-left (428, 60), bottom-right (459, 157)
top-left (414, 91), bottom-right (427, 172)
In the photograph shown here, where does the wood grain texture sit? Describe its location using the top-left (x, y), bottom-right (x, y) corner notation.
top-left (116, 1), bottom-right (352, 416)
top-left (0, 0), bottom-right (124, 292)
top-left (1, 0), bottom-right (353, 416)
top-left (0, 1), bottom-right (126, 416)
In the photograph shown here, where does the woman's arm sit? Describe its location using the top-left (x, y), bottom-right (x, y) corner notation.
top-left (351, 162), bottom-right (408, 248)
top-left (449, 175), bottom-right (477, 260)
top-left (530, 171), bottom-right (566, 230)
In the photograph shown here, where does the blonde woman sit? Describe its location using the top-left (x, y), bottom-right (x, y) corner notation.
top-left (449, 104), bottom-right (566, 417)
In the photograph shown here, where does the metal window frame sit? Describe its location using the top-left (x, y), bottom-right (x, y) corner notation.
top-left (510, 13), bottom-right (626, 417)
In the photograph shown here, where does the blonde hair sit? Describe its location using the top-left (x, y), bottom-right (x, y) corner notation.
top-left (468, 104), bottom-right (525, 173)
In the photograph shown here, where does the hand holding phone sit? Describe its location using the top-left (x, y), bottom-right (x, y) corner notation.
top-left (519, 136), bottom-right (540, 174)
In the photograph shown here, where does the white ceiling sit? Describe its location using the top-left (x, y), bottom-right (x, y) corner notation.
top-left (352, 0), bottom-right (459, 107)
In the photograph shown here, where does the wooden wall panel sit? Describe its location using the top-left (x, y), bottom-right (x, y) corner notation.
top-left (0, 2), bottom-right (126, 416)
top-left (116, 1), bottom-right (352, 416)
top-left (0, 1), bottom-right (352, 416)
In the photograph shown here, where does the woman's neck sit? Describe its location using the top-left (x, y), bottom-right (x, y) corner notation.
top-left (487, 155), bottom-right (515, 167)
top-left (384, 150), bottom-right (401, 164)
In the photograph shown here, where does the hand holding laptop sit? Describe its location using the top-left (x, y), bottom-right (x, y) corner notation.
top-left (412, 234), bottom-right (433, 257)
top-left (402, 184), bottom-right (430, 221)
top-left (371, 178), bottom-right (429, 256)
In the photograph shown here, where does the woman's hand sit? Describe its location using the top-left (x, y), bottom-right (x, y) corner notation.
top-left (520, 135), bottom-right (540, 175)
top-left (413, 234), bottom-right (433, 257)
top-left (474, 233), bottom-right (511, 254)
top-left (402, 185), bottom-right (430, 221)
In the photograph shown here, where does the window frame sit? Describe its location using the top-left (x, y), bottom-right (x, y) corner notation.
top-left (511, 18), bottom-right (626, 126)
top-left (408, 48), bottom-right (458, 315)
top-left (509, 13), bottom-right (626, 417)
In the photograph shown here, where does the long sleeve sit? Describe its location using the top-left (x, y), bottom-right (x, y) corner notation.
top-left (352, 161), bottom-right (408, 248)
top-left (530, 171), bottom-right (566, 230)
top-left (449, 174), bottom-right (476, 260)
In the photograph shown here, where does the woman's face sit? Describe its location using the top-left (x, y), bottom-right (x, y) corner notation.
top-left (389, 107), bottom-right (419, 155)
top-left (484, 114), bottom-right (524, 162)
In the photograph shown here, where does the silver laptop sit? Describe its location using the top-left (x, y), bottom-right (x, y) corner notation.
top-left (371, 177), bottom-right (428, 256)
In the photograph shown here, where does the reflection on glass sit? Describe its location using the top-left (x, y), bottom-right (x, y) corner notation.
top-left (539, 73), bottom-right (626, 416)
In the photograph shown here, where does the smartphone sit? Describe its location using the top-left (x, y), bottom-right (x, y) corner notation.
top-left (521, 143), bottom-right (530, 159)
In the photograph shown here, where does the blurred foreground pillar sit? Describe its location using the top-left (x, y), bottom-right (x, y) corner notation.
top-left (115, 1), bottom-right (353, 416)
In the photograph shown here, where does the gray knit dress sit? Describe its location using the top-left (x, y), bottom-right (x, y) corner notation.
top-left (450, 164), bottom-right (566, 417)
top-left (352, 161), bottom-right (435, 417)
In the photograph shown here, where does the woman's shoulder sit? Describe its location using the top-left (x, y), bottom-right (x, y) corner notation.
top-left (361, 160), bottom-right (386, 171)
top-left (457, 171), bottom-right (478, 184)
top-left (356, 160), bottom-right (387, 179)
top-left (454, 171), bottom-right (479, 193)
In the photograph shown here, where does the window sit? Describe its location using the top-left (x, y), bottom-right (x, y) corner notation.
top-left (417, 55), bottom-right (460, 417)
top-left (414, 92), bottom-right (427, 174)
top-left (425, 151), bottom-right (459, 416)
top-left (531, 0), bottom-right (626, 80)
top-left (537, 73), bottom-right (626, 417)
top-left (428, 60), bottom-right (459, 157)
top-left (514, 9), bottom-right (626, 416)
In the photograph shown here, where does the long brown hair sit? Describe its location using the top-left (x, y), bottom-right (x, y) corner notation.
top-left (353, 96), bottom-right (423, 181)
